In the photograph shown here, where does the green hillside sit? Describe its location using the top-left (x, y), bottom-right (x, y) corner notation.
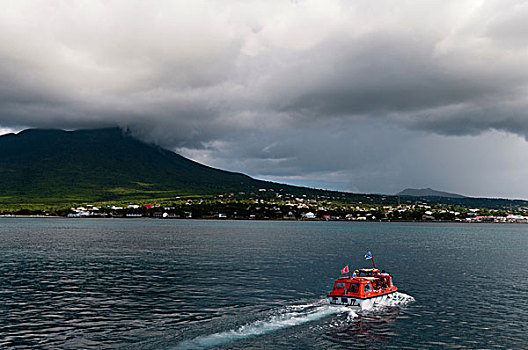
top-left (1, 127), bottom-right (527, 211)
top-left (0, 128), bottom-right (354, 207)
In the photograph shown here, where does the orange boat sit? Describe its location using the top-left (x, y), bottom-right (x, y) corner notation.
top-left (328, 253), bottom-right (400, 309)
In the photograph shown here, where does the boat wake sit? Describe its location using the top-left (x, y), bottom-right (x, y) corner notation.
top-left (324, 292), bottom-right (415, 346)
top-left (173, 299), bottom-right (354, 349)
top-left (173, 293), bottom-right (413, 349)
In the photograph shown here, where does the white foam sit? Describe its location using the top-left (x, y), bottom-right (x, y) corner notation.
top-left (378, 292), bottom-right (415, 308)
top-left (173, 293), bottom-right (414, 349)
top-left (174, 300), bottom-right (352, 349)
top-left (356, 291), bottom-right (415, 314)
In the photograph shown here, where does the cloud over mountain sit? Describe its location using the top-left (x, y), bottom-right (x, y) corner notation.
top-left (2, 0), bottom-right (528, 197)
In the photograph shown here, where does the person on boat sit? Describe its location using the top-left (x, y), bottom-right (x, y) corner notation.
top-left (373, 279), bottom-right (382, 291)
top-left (353, 270), bottom-right (358, 277)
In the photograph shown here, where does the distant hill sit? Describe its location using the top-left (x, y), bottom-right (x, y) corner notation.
top-left (397, 188), bottom-right (468, 198)
top-left (1, 127), bottom-right (527, 210)
top-left (0, 127), bottom-right (362, 206)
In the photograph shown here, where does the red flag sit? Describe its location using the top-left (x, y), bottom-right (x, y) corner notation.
top-left (341, 265), bottom-right (349, 274)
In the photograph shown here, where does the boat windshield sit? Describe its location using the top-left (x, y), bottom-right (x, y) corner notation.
top-left (335, 282), bottom-right (346, 289)
top-left (359, 270), bottom-right (375, 277)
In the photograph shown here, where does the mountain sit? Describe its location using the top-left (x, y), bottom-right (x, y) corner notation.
top-left (397, 188), bottom-right (468, 198)
top-left (1, 127), bottom-right (527, 210)
top-left (0, 127), bottom-right (355, 206)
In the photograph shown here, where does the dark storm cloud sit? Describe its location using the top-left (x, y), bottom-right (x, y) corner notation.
top-left (264, 35), bottom-right (497, 116)
top-left (2, 0), bottom-right (528, 196)
top-left (2, 0), bottom-right (528, 140)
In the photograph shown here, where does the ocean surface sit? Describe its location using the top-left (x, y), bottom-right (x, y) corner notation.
top-left (1, 219), bottom-right (526, 349)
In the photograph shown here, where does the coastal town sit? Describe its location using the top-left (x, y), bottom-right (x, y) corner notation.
top-left (5, 189), bottom-right (528, 223)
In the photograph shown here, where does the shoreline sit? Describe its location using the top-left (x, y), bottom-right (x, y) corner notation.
top-left (1, 215), bottom-right (527, 224)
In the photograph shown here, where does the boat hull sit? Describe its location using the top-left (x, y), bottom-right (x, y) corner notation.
top-left (328, 291), bottom-right (399, 310)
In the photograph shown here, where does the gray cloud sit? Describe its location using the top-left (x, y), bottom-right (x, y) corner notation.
top-left (2, 0), bottom-right (528, 197)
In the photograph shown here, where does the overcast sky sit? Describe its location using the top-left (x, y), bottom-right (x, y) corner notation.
top-left (2, 0), bottom-right (528, 198)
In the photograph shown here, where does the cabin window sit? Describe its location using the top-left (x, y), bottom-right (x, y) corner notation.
top-left (372, 279), bottom-right (381, 290)
top-left (349, 283), bottom-right (359, 293)
top-left (335, 282), bottom-right (346, 289)
top-left (363, 284), bottom-right (372, 293)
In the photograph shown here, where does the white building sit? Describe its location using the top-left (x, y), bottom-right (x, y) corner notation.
top-left (302, 212), bottom-right (316, 219)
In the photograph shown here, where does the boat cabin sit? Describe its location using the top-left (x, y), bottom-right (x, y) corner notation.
top-left (328, 270), bottom-right (397, 300)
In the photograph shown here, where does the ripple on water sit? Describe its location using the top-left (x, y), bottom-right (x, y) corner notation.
top-left (1, 219), bottom-right (527, 349)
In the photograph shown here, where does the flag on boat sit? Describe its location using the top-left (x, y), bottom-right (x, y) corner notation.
top-left (341, 265), bottom-right (349, 274)
top-left (365, 251), bottom-right (373, 260)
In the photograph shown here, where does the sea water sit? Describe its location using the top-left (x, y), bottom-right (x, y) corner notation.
top-left (0, 219), bottom-right (526, 349)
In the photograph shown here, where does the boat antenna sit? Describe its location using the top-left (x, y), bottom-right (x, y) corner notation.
top-left (365, 250), bottom-right (376, 269)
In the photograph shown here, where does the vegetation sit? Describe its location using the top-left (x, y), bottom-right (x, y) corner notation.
top-left (1, 127), bottom-right (528, 219)
top-left (1, 187), bottom-right (526, 223)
